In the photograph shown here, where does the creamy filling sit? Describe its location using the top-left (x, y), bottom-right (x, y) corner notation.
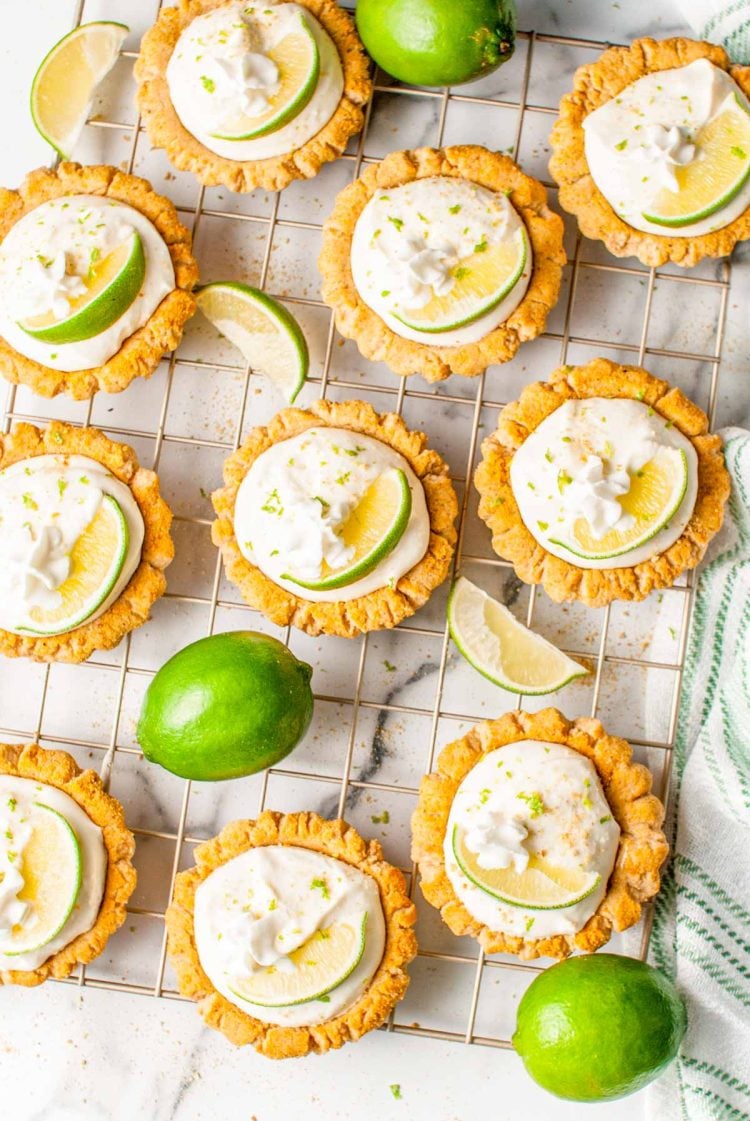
top-left (0, 454), bottom-right (144, 635)
top-left (510, 397), bottom-right (698, 569)
top-left (234, 427), bottom-right (430, 602)
top-left (0, 776), bottom-right (107, 972)
top-left (445, 741), bottom-right (621, 940)
top-left (0, 196), bottom-right (174, 371)
top-left (166, 1), bottom-right (343, 161)
top-left (583, 58), bottom-right (750, 235)
top-left (194, 845), bottom-right (386, 1027)
top-left (350, 176), bottom-right (532, 346)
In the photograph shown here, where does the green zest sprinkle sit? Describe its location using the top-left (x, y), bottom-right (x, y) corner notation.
top-left (517, 791), bottom-right (546, 818)
top-left (268, 898), bottom-right (277, 911)
top-left (344, 445), bottom-right (365, 457)
top-left (636, 388), bottom-right (646, 401)
top-left (449, 204), bottom-right (461, 214)
top-left (387, 216), bottom-right (403, 232)
top-left (310, 877), bottom-right (330, 899)
top-left (537, 520), bottom-right (549, 532)
top-left (7, 797), bottom-right (16, 811)
top-left (731, 145), bottom-right (748, 160)
top-left (336, 471), bottom-right (350, 485)
top-left (200, 76), bottom-right (216, 93)
top-left (600, 814), bottom-right (612, 824)
top-left (417, 212), bottom-right (429, 223)
top-left (261, 488), bottom-right (283, 515)
top-left (583, 796), bottom-right (593, 810)
top-left (22, 493), bottom-right (38, 510)
top-left (79, 475), bottom-right (89, 485)
top-left (474, 235), bottom-right (488, 253)
top-left (57, 479), bottom-right (68, 498)
top-left (561, 435), bottom-right (572, 443)
top-left (383, 660), bottom-right (396, 672)
top-left (544, 449), bottom-right (553, 463)
top-left (525, 917), bottom-right (535, 932)
top-left (390, 1085), bottom-right (402, 1101)
top-left (371, 810), bottom-right (390, 824)
top-left (615, 139), bottom-right (628, 151)
top-left (454, 266), bottom-right (471, 280)
top-left (381, 290), bottom-right (391, 298)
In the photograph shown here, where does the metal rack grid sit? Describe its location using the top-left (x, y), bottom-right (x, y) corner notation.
top-left (0, 1), bottom-right (731, 1052)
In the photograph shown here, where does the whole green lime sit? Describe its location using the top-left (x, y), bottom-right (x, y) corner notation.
top-left (513, 955), bottom-right (687, 1102)
top-left (137, 631), bottom-right (314, 781)
top-left (355, 0), bottom-right (516, 88)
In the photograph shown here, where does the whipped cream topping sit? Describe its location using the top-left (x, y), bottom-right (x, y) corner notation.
top-left (510, 397), bottom-right (698, 569)
top-left (583, 58), bottom-right (750, 235)
top-left (194, 845), bottom-right (386, 1027)
top-left (445, 741), bottom-right (621, 939)
top-left (0, 195), bottom-right (174, 372)
top-left (0, 454), bottom-right (144, 635)
top-left (350, 176), bottom-right (532, 346)
top-left (166, 1), bottom-right (343, 161)
top-left (234, 427), bottom-right (430, 603)
top-left (0, 776), bottom-right (107, 972)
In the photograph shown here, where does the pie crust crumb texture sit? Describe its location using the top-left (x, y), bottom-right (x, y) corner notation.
top-left (0, 421), bottom-right (174, 663)
top-left (319, 145), bottom-right (567, 383)
top-left (212, 398), bottom-right (458, 636)
top-left (166, 810), bottom-right (418, 1057)
top-left (549, 36), bottom-right (750, 267)
top-left (411, 708), bottom-right (669, 960)
top-left (0, 162), bottom-right (198, 399)
top-left (0, 741), bottom-right (136, 987)
top-left (134, 0), bottom-right (372, 193)
top-left (474, 357), bottom-right (730, 607)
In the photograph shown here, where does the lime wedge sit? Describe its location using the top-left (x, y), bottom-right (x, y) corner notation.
top-left (211, 15), bottom-right (320, 141)
top-left (447, 576), bottom-right (587, 695)
top-left (19, 494), bottom-right (129, 636)
top-left (19, 231), bottom-right (145, 345)
top-left (549, 447), bottom-right (689, 562)
top-left (0, 802), bottom-right (82, 956)
top-left (452, 825), bottom-right (600, 911)
top-left (30, 21), bottom-right (129, 158)
top-left (395, 226), bottom-right (528, 334)
top-left (643, 99), bottom-right (750, 228)
top-left (196, 282), bottom-right (309, 403)
top-left (283, 467), bottom-right (412, 592)
top-left (228, 914), bottom-right (367, 1008)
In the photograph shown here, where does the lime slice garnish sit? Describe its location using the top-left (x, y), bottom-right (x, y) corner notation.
top-left (447, 576), bottom-right (587, 695)
top-left (196, 281), bottom-right (309, 403)
top-left (395, 226), bottom-right (528, 334)
top-left (282, 467), bottom-right (412, 592)
top-left (19, 494), bottom-right (129, 636)
top-left (0, 802), bottom-right (82, 956)
top-left (549, 447), bottom-right (689, 562)
top-left (19, 231), bottom-right (145, 345)
top-left (30, 21), bottom-right (129, 158)
top-left (452, 825), bottom-right (600, 911)
top-left (228, 914), bottom-right (367, 1008)
top-left (211, 15), bottom-right (320, 141)
top-left (642, 98), bottom-right (750, 228)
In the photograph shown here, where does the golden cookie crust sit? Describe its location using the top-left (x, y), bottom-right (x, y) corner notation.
top-left (0, 162), bottom-right (198, 399)
top-left (319, 145), bottom-right (566, 383)
top-left (166, 810), bottom-right (417, 1058)
top-left (474, 357), bottom-right (730, 607)
top-left (549, 37), bottom-right (750, 267)
top-left (0, 742), bottom-right (136, 987)
top-left (134, 0), bottom-right (372, 193)
top-left (412, 708), bottom-right (669, 960)
top-left (0, 421), bottom-right (174, 662)
top-left (212, 398), bottom-right (458, 636)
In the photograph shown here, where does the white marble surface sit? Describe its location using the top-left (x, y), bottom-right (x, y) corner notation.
top-left (0, 1), bottom-right (748, 1119)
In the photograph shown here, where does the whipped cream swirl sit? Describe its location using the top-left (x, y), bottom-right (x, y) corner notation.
top-left (463, 808), bottom-right (530, 874)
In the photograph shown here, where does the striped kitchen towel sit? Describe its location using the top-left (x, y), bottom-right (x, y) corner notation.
top-left (677, 0), bottom-right (750, 61)
top-left (647, 429), bottom-right (750, 1121)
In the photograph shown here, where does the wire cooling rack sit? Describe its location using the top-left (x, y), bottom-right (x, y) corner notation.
top-left (0, 0), bottom-right (731, 1051)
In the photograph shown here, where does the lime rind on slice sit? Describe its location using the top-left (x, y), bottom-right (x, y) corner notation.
top-left (282, 467), bottom-right (412, 592)
top-left (0, 803), bottom-right (82, 956)
top-left (447, 576), bottom-right (587, 696)
top-left (196, 281), bottom-right (309, 403)
top-left (228, 913), bottom-right (367, 1008)
top-left (452, 825), bottom-right (600, 911)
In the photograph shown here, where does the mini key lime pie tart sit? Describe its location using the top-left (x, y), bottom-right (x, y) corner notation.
top-left (550, 37), bottom-right (750, 266)
top-left (135, 0), bottom-right (371, 193)
top-left (412, 709), bottom-right (668, 960)
top-left (0, 742), bottom-right (136, 986)
top-left (212, 399), bottom-right (457, 636)
top-left (320, 145), bottom-right (566, 383)
top-left (0, 163), bottom-right (197, 399)
top-left (0, 421), bottom-right (173, 663)
top-left (474, 358), bottom-right (730, 607)
top-left (166, 811), bottom-right (417, 1057)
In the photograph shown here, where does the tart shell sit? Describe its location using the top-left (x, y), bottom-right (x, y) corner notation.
top-left (411, 708), bottom-right (669, 960)
top-left (474, 357), bottom-right (730, 606)
top-left (0, 742), bottom-right (136, 987)
top-left (0, 421), bottom-right (174, 663)
top-left (0, 162), bottom-right (198, 399)
top-left (549, 37), bottom-right (750, 267)
top-left (319, 145), bottom-right (566, 383)
top-left (134, 0), bottom-right (372, 194)
top-left (212, 398), bottom-right (458, 636)
top-left (166, 810), bottom-right (418, 1058)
